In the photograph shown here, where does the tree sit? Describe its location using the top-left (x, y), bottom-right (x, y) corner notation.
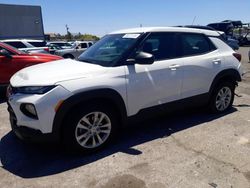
top-left (80, 34), bottom-right (100, 41)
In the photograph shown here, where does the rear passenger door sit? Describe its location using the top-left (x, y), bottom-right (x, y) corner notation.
top-left (126, 32), bottom-right (183, 115)
top-left (179, 33), bottom-right (221, 98)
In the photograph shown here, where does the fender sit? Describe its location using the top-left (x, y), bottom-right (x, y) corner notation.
top-left (209, 68), bottom-right (241, 94)
top-left (52, 88), bottom-right (127, 140)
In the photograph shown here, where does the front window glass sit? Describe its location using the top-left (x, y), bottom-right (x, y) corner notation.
top-left (139, 32), bottom-right (177, 60)
top-left (80, 43), bottom-right (88, 48)
top-left (78, 33), bottom-right (141, 66)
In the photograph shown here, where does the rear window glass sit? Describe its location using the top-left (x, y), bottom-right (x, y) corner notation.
top-left (180, 34), bottom-right (213, 56)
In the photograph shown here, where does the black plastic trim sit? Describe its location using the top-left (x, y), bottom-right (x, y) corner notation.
top-left (127, 93), bottom-right (210, 123)
top-left (209, 69), bottom-right (241, 95)
top-left (52, 88), bottom-right (127, 140)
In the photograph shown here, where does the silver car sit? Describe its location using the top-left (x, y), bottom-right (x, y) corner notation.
top-left (54, 41), bottom-right (93, 59)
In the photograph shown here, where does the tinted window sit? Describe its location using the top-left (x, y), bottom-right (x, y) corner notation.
top-left (88, 42), bottom-right (93, 47)
top-left (140, 32), bottom-right (177, 60)
top-left (5, 41), bottom-right (26, 48)
top-left (0, 46), bottom-right (15, 55)
top-left (29, 41), bottom-right (46, 47)
top-left (81, 43), bottom-right (88, 48)
top-left (180, 34), bottom-right (211, 56)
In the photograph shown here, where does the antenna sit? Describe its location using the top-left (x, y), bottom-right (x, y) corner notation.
top-left (192, 16), bottom-right (196, 25)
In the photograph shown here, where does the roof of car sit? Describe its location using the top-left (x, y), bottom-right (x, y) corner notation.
top-left (110, 27), bottom-right (221, 37)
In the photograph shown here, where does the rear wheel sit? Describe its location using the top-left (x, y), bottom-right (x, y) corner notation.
top-left (209, 82), bottom-right (235, 113)
top-left (62, 103), bottom-right (118, 153)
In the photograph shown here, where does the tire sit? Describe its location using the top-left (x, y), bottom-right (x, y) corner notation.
top-left (209, 81), bottom-right (235, 113)
top-left (62, 103), bottom-right (119, 153)
top-left (63, 54), bottom-right (74, 59)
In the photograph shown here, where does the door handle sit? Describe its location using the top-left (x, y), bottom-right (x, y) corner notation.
top-left (212, 59), bottom-right (221, 64)
top-left (169, 64), bottom-right (180, 70)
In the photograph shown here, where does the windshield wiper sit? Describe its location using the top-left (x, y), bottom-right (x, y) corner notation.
top-left (79, 58), bottom-right (93, 63)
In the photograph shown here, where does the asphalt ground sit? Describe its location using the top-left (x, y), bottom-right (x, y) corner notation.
top-left (0, 47), bottom-right (250, 188)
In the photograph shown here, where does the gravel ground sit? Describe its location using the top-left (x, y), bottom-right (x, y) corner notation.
top-left (0, 47), bottom-right (250, 188)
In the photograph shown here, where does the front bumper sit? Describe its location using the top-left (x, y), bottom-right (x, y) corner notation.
top-left (8, 103), bottom-right (57, 142)
top-left (7, 85), bottom-right (72, 142)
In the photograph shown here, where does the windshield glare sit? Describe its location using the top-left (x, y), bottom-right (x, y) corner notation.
top-left (78, 33), bottom-right (141, 66)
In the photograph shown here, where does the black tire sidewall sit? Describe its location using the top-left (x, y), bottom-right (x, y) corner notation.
top-left (209, 82), bottom-right (235, 113)
top-left (62, 104), bottom-right (118, 153)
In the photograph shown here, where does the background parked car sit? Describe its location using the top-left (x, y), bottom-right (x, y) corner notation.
top-left (207, 22), bottom-right (234, 35)
top-left (238, 32), bottom-right (250, 46)
top-left (46, 43), bottom-right (63, 54)
top-left (181, 25), bottom-right (239, 50)
top-left (1, 39), bottom-right (50, 54)
top-left (54, 41), bottom-right (93, 59)
top-left (47, 41), bottom-right (72, 49)
top-left (0, 42), bottom-right (62, 89)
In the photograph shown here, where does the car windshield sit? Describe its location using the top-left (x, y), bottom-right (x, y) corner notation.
top-left (2, 42), bottom-right (27, 54)
top-left (78, 33), bottom-right (141, 66)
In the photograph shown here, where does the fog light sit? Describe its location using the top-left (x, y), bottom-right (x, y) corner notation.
top-left (20, 103), bottom-right (38, 119)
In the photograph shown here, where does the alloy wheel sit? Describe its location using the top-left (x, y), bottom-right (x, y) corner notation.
top-left (75, 111), bottom-right (111, 149)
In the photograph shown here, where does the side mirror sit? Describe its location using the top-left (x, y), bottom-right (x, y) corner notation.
top-left (0, 49), bottom-right (12, 59)
top-left (127, 52), bottom-right (154, 65)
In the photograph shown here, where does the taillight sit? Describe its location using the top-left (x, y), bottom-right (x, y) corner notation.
top-left (233, 53), bottom-right (241, 62)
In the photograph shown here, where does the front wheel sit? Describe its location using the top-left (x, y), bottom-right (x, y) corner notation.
top-left (209, 82), bottom-right (235, 113)
top-left (62, 104), bottom-right (118, 153)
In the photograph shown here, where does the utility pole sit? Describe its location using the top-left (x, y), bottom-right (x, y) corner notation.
top-left (65, 24), bottom-right (69, 33)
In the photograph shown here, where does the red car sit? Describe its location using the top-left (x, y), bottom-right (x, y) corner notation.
top-left (0, 42), bottom-right (62, 87)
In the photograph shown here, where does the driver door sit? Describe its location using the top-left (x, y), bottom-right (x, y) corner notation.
top-left (125, 32), bottom-right (183, 116)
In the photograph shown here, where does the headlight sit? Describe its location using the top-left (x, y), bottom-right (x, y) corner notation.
top-left (14, 86), bottom-right (56, 94)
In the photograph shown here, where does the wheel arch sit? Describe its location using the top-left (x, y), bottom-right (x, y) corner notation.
top-left (52, 88), bottom-right (127, 140)
top-left (209, 68), bottom-right (241, 95)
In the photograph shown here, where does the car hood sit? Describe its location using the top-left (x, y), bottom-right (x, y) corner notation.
top-left (27, 53), bottom-right (63, 59)
top-left (10, 59), bottom-right (108, 87)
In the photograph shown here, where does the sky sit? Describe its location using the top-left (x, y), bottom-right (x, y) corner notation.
top-left (1, 0), bottom-right (250, 37)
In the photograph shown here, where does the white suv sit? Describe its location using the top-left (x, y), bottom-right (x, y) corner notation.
top-left (7, 27), bottom-right (243, 152)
